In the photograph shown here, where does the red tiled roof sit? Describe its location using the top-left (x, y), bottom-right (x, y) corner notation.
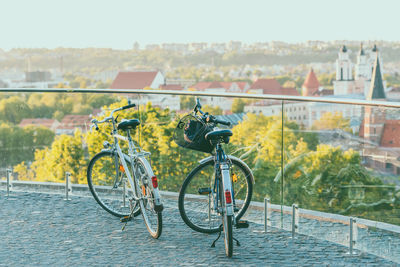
top-left (191, 82), bottom-right (212, 91)
top-left (208, 81), bottom-right (224, 88)
top-left (380, 120), bottom-right (400, 147)
top-left (235, 82), bottom-right (248, 91)
top-left (19, 118), bottom-right (57, 128)
top-left (249, 79), bottom-right (281, 91)
top-left (280, 87), bottom-right (300, 96)
top-left (302, 69), bottom-right (320, 96)
top-left (220, 82), bottom-right (233, 90)
top-left (60, 115), bottom-right (91, 126)
top-left (110, 71), bottom-right (158, 89)
top-left (160, 84), bottom-right (184, 90)
top-left (249, 78), bottom-right (299, 96)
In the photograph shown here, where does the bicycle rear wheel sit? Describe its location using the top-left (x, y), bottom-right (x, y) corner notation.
top-left (178, 156), bottom-right (253, 234)
top-left (87, 151), bottom-right (140, 217)
top-left (135, 158), bottom-right (162, 239)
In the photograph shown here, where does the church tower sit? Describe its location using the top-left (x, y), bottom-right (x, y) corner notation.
top-left (363, 53), bottom-right (386, 144)
top-left (355, 43), bottom-right (370, 80)
top-left (302, 68), bottom-right (320, 96)
top-left (333, 45), bottom-right (354, 95)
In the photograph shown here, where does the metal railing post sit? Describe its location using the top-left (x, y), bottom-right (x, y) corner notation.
top-left (64, 172), bottom-right (72, 200)
top-left (349, 217), bottom-right (357, 255)
top-left (6, 169), bottom-right (12, 196)
top-left (292, 204), bottom-right (299, 238)
top-left (121, 178), bottom-right (127, 208)
top-left (208, 193), bottom-right (211, 222)
top-left (264, 198), bottom-right (271, 232)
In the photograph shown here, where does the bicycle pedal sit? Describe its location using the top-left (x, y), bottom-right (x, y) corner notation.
top-left (235, 220), bottom-right (249, 229)
top-left (198, 187), bottom-right (211, 195)
top-left (120, 216), bottom-right (133, 223)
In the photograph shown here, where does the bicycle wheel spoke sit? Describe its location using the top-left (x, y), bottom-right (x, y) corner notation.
top-left (87, 151), bottom-right (140, 217)
top-left (179, 157), bottom-right (253, 234)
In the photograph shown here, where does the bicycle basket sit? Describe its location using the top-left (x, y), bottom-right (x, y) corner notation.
top-left (173, 114), bottom-right (214, 153)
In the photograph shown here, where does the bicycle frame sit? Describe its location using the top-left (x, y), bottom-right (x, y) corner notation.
top-left (93, 107), bottom-right (162, 207)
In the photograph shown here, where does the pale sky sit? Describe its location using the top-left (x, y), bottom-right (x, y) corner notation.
top-left (1, 0), bottom-right (400, 50)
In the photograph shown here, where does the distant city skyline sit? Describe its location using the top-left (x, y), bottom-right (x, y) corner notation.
top-left (1, 0), bottom-right (400, 50)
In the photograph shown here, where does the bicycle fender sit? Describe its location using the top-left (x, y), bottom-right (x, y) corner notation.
top-left (198, 155), bottom-right (255, 185)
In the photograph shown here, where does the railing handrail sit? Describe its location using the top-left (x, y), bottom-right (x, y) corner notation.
top-left (1, 88), bottom-right (400, 109)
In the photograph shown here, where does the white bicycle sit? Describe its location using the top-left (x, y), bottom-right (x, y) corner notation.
top-left (87, 103), bottom-right (163, 238)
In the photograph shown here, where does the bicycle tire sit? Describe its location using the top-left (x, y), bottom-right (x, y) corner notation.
top-left (87, 151), bottom-right (141, 218)
top-left (135, 157), bottom-right (162, 239)
top-left (220, 177), bottom-right (233, 257)
top-left (178, 156), bottom-right (253, 234)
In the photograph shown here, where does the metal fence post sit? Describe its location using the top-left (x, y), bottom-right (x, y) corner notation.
top-left (292, 204), bottom-right (299, 238)
top-left (64, 172), bottom-right (72, 200)
top-left (6, 169), bottom-right (12, 196)
top-left (121, 178), bottom-right (127, 208)
top-left (264, 198), bottom-right (271, 232)
top-left (349, 217), bottom-right (357, 255)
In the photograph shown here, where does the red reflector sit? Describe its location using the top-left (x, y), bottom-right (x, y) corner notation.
top-left (225, 190), bottom-right (232, 204)
top-left (151, 176), bottom-right (158, 188)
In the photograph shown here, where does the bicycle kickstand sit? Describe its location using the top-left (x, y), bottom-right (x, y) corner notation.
top-left (210, 224), bottom-right (241, 247)
top-left (211, 225), bottom-right (223, 248)
top-left (121, 199), bottom-right (137, 231)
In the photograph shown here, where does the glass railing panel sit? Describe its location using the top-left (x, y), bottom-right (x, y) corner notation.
top-left (282, 100), bottom-right (400, 262)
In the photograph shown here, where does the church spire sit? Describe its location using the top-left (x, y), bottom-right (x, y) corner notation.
top-left (359, 43), bottom-right (365, 56)
top-left (367, 53), bottom-right (385, 100)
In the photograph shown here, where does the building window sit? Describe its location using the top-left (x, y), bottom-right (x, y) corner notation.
top-left (303, 115), bottom-right (306, 119)
top-left (340, 68), bottom-right (343, 80)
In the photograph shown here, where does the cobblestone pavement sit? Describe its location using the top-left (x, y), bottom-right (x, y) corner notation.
top-left (0, 191), bottom-right (398, 267)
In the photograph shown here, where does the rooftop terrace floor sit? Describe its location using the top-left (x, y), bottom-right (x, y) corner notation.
top-left (0, 191), bottom-right (398, 266)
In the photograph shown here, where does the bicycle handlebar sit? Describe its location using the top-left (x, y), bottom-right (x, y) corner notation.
top-left (194, 98), bottom-right (231, 127)
top-left (214, 118), bottom-right (231, 126)
top-left (122, 103), bottom-right (136, 110)
top-left (90, 103), bottom-right (136, 131)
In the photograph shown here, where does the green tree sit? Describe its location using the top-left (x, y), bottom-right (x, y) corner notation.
top-left (179, 96), bottom-right (195, 110)
top-left (202, 105), bottom-right (222, 115)
top-left (232, 98), bottom-right (245, 113)
top-left (0, 96), bottom-right (31, 124)
top-left (30, 131), bottom-right (86, 183)
top-left (312, 111), bottom-right (351, 131)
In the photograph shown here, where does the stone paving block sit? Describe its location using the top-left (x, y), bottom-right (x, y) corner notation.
top-left (0, 191), bottom-right (399, 266)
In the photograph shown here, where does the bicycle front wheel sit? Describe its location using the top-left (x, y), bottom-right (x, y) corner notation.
top-left (178, 156), bottom-right (253, 234)
top-left (135, 158), bottom-right (162, 239)
top-left (87, 151), bottom-right (140, 217)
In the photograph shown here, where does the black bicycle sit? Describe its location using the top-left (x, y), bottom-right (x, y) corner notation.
top-left (174, 99), bottom-right (254, 257)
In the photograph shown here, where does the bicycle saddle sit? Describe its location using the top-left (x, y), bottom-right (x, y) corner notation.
top-left (117, 119), bottom-right (140, 131)
top-left (205, 129), bottom-right (232, 142)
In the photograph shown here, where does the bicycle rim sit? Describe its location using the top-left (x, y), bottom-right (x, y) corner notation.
top-left (178, 158), bottom-right (253, 233)
top-left (87, 151), bottom-right (140, 217)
